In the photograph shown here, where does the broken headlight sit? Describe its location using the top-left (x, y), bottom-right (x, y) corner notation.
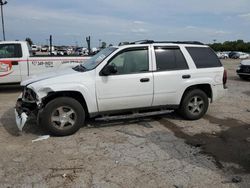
top-left (22, 87), bottom-right (37, 103)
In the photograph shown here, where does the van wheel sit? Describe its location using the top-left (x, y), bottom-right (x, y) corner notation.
top-left (179, 89), bottom-right (208, 120)
top-left (41, 97), bottom-right (85, 136)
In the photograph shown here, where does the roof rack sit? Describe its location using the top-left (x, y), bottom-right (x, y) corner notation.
top-left (128, 40), bottom-right (204, 45)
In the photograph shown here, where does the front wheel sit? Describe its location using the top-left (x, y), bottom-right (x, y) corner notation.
top-left (40, 97), bottom-right (85, 136)
top-left (179, 89), bottom-right (209, 120)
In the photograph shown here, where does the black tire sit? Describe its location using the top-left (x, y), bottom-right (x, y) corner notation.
top-left (179, 89), bottom-right (209, 120)
top-left (40, 97), bottom-right (85, 136)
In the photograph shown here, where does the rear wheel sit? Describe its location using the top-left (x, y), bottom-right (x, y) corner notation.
top-left (41, 97), bottom-right (85, 136)
top-left (179, 89), bottom-right (209, 120)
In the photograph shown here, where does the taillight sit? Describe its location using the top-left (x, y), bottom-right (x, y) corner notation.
top-left (223, 69), bottom-right (227, 86)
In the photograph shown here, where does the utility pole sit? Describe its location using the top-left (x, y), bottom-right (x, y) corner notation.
top-left (86, 36), bottom-right (91, 55)
top-left (99, 39), bottom-right (101, 48)
top-left (49, 35), bottom-right (52, 55)
top-left (0, 0), bottom-right (7, 41)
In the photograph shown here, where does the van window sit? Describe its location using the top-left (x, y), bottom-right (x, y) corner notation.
top-left (0, 44), bottom-right (23, 58)
top-left (186, 47), bottom-right (222, 68)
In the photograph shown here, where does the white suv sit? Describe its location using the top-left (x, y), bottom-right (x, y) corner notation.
top-left (15, 40), bottom-right (227, 136)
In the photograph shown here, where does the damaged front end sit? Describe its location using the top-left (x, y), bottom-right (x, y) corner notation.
top-left (15, 87), bottom-right (41, 131)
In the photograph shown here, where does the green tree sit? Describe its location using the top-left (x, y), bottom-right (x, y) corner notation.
top-left (25, 38), bottom-right (33, 46)
top-left (101, 42), bottom-right (107, 49)
top-left (209, 39), bottom-right (250, 53)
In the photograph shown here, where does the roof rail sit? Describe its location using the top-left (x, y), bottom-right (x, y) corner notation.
top-left (154, 41), bottom-right (204, 45)
top-left (128, 40), bottom-right (204, 45)
top-left (129, 40), bottom-right (154, 44)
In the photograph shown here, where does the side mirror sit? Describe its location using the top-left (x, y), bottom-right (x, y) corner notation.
top-left (101, 64), bottom-right (117, 76)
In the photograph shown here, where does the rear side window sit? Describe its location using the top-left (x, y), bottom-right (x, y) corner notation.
top-left (154, 47), bottom-right (188, 71)
top-left (186, 47), bottom-right (222, 68)
top-left (0, 44), bottom-right (22, 58)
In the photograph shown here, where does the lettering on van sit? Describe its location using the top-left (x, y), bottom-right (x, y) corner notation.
top-left (32, 61), bottom-right (54, 68)
top-left (62, 60), bottom-right (83, 64)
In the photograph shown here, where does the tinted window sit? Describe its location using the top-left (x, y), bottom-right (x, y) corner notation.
top-left (186, 47), bottom-right (222, 68)
top-left (154, 47), bottom-right (188, 71)
top-left (0, 44), bottom-right (22, 58)
top-left (107, 48), bottom-right (149, 75)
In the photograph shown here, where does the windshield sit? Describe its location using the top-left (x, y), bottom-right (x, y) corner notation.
top-left (81, 47), bottom-right (117, 70)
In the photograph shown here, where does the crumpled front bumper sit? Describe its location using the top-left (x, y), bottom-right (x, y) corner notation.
top-left (15, 98), bottom-right (38, 131)
top-left (15, 109), bottom-right (28, 131)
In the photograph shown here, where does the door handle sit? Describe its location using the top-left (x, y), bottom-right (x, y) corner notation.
top-left (11, 61), bottom-right (19, 65)
top-left (182, 75), bottom-right (191, 79)
top-left (140, 78), bottom-right (150, 82)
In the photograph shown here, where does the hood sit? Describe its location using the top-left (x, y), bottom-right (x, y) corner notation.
top-left (241, 60), bottom-right (250, 66)
top-left (21, 68), bottom-right (77, 86)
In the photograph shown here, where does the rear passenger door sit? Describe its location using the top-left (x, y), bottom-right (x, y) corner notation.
top-left (152, 46), bottom-right (190, 106)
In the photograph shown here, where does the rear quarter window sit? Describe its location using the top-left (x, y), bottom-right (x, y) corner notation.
top-left (186, 47), bottom-right (222, 68)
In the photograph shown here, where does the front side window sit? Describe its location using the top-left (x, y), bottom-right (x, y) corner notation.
top-left (107, 47), bottom-right (149, 75)
top-left (154, 47), bottom-right (188, 71)
top-left (0, 44), bottom-right (22, 58)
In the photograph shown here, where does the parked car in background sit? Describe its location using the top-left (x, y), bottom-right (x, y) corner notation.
top-left (57, 49), bottom-right (68, 56)
top-left (217, 52), bottom-right (228, 59)
top-left (229, 51), bottom-right (249, 59)
top-left (41, 47), bottom-right (48, 52)
top-left (229, 52), bottom-right (240, 59)
top-left (237, 59), bottom-right (250, 80)
top-left (31, 45), bottom-right (38, 52)
top-left (238, 52), bottom-right (249, 59)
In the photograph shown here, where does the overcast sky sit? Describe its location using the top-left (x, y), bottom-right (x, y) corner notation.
top-left (4, 0), bottom-right (250, 46)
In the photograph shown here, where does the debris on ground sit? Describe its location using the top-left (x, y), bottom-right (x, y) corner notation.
top-left (62, 174), bottom-right (67, 178)
top-left (32, 135), bottom-right (50, 143)
top-left (232, 176), bottom-right (242, 183)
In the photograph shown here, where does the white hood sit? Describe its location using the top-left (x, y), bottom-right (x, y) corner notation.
top-left (21, 68), bottom-right (76, 86)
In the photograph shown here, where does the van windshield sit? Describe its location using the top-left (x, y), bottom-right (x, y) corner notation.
top-left (80, 47), bottom-right (117, 70)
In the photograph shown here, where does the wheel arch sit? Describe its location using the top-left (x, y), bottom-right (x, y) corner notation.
top-left (42, 91), bottom-right (90, 118)
top-left (180, 84), bottom-right (212, 105)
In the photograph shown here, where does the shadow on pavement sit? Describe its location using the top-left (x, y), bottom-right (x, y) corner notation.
top-left (0, 84), bottom-right (22, 93)
top-left (0, 108), bottom-right (46, 136)
top-left (157, 115), bottom-right (250, 174)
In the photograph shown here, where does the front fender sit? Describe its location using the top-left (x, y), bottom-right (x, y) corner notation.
top-left (28, 82), bottom-right (98, 114)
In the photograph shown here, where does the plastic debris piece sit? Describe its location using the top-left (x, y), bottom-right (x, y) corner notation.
top-left (15, 110), bottom-right (28, 131)
top-left (32, 135), bottom-right (50, 143)
top-left (62, 174), bottom-right (67, 178)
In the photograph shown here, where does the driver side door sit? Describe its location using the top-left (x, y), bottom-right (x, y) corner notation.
top-left (96, 47), bottom-right (153, 112)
